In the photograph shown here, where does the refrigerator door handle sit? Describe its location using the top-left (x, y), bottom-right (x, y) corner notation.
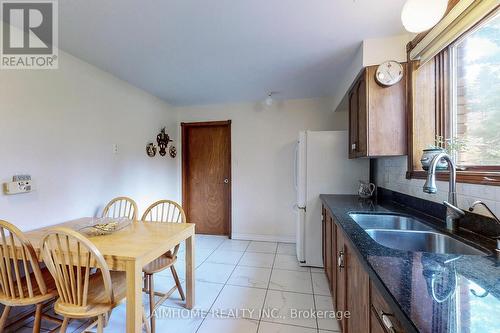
top-left (294, 141), bottom-right (299, 191)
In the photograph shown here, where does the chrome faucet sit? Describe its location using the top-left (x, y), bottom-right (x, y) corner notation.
top-left (469, 201), bottom-right (500, 255)
top-left (423, 152), bottom-right (464, 231)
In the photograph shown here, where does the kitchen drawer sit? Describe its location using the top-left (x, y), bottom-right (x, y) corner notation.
top-left (370, 281), bottom-right (406, 333)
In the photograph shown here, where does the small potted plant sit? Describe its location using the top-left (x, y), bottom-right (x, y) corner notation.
top-left (421, 136), bottom-right (466, 171)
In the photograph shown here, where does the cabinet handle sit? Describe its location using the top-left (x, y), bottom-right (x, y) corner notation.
top-left (338, 250), bottom-right (345, 271)
top-left (380, 311), bottom-right (396, 333)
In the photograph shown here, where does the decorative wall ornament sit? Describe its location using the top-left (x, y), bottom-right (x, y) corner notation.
top-left (156, 127), bottom-right (172, 157)
top-left (169, 145), bottom-right (177, 158)
top-left (146, 143), bottom-right (157, 157)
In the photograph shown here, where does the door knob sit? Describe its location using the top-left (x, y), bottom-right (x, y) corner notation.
top-left (224, 179), bottom-right (229, 184)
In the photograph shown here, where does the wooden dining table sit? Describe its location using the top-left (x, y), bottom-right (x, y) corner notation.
top-left (22, 218), bottom-right (196, 333)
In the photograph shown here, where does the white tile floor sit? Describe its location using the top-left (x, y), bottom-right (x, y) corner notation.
top-left (12, 235), bottom-right (340, 333)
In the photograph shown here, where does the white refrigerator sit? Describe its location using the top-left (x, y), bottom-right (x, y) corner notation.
top-left (295, 130), bottom-right (369, 267)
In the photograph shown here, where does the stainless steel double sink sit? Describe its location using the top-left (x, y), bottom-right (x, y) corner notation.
top-left (348, 213), bottom-right (486, 255)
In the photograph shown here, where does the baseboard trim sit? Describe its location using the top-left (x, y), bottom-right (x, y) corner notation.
top-left (232, 233), bottom-right (295, 243)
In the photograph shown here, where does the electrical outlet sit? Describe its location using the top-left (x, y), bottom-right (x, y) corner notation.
top-left (113, 144), bottom-right (118, 154)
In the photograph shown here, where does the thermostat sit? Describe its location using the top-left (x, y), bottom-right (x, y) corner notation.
top-left (3, 175), bottom-right (35, 195)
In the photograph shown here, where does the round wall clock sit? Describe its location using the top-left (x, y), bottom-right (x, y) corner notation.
top-left (375, 61), bottom-right (404, 87)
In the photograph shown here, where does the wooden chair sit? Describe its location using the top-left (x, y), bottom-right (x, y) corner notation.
top-left (102, 197), bottom-right (138, 221)
top-left (141, 200), bottom-right (186, 333)
top-left (40, 227), bottom-right (149, 333)
top-left (0, 220), bottom-right (60, 333)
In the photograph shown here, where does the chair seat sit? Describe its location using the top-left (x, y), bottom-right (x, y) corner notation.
top-left (55, 271), bottom-right (127, 319)
top-left (0, 267), bottom-right (58, 306)
top-left (143, 253), bottom-right (177, 274)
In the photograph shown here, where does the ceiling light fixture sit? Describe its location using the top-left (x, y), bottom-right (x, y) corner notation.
top-left (401, 0), bottom-right (448, 33)
top-left (265, 92), bottom-right (277, 106)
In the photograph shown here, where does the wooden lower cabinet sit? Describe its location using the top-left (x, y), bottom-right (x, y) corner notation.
top-left (322, 205), bottom-right (405, 333)
top-left (324, 210), bottom-right (333, 288)
top-left (371, 281), bottom-right (405, 333)
top-left (346, 242), bottom-right (370, 333)
top-left (322, 207), bottom-right (338, 303)
top-left (335, 228), bottom-right (347, 331)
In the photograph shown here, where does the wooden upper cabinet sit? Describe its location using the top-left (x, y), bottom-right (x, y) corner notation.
top-left (348, 64), bottom-right (407, 158)
top-left (348, 82), bottom-right (359, 159)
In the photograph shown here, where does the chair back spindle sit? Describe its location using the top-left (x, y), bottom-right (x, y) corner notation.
top-left (0, 220), bottom-right (47, 301)
top-left (41, 228), bottom-right (113, 311)
top-left (102, 197), bottom-right (138, 221)
top-left (141, 200), bottom-right (186, 257)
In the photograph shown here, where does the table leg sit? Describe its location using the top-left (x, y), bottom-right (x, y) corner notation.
top-left (185, 234), bottom-right (195, 309)
top-left (126, 260), bottom-right (142, 333)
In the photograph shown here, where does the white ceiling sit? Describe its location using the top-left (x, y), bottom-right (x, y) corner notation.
top-left (59, 0), bottom-right (407, 106)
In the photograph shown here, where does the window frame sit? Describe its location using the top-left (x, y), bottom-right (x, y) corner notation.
top-left (406, 7), bottom-right (500, 186)
top-left (449, 9), bottom-right (500, 171)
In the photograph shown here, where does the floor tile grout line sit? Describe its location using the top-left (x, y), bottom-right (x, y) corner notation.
top-left (20, 239), bottom-right (323, 333)
top-left (259, 317), bottom-right (320, 331)
top-left (256, 246), bottom-right (278, 332)
top-left (146, 235), bottom-right (227, 333)
top-left (262, 320), bottom-right (320, 333)
top-left (195, 237), bottom-right (254, 332)
top-left (310, 266), bottom-right (320, 331)
top-left (179, 239), bottom-right (327, 332)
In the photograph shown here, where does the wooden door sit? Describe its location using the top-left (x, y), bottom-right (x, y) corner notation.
top-left (182, 121), bottom-right (231, 235)
top-left (346, 242), bottom-right (370, 333)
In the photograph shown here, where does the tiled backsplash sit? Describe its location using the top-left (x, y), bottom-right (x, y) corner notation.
top-left (374, 156), bottom-right (500, 217)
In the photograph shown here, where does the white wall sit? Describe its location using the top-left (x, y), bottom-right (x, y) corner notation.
top-left (362, 34), bottom-right (413, 66)
top-left (375, 156), bottom-right (500, 217)
top-left (176, 98), bottom-right (348, 242)
top-left (330, 45), bottom-right (364, 113)
top-left (0, 50), bottom-right (350, 242)
top-left (0, 51), bottom-right (178, 231)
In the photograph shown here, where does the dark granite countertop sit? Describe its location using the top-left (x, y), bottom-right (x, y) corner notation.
top-left (320, 194), bottom-right (500, 333)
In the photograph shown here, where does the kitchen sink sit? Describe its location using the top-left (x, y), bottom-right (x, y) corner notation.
top-left (365, 229), bottom-right (486, 255)
top-left (349, 213), bottom-right (433, 231)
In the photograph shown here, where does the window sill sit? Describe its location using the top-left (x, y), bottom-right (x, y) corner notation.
top-left (406, 170), bottom-right (500, 186)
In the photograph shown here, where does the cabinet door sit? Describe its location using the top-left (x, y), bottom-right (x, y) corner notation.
top-left (322, 206), bottom-right (326, 275)
top-left (371, 308), bottom-right (387, 333)
top-left (324, 211), bottom-right (333, 285)
top-left (336, 229), bottom-right (347, 332)
top-left (348, 82), bottom-right (359, 159)
top-left (330, 218), bottom-right (337, 305)
top-left (356, 74), bottom-right (368, 157)
top-left (371, 281), bottom-right (406, 333)
top-left (366, 65), bottom-right (407, 156)
top-left (345, 243), bottom-right (370, 333)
